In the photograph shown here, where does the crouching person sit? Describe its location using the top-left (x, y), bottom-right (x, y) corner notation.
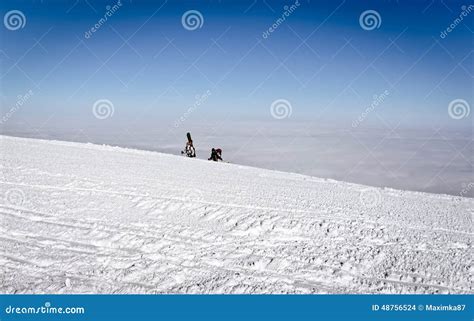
top-left (208, 148), bottom-right (223, 162)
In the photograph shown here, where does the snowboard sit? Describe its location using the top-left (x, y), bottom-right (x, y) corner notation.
top-left (187, 132), bottom-right (193, 144)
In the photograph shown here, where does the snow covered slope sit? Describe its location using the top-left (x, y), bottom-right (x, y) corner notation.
top-left (0, 135), bottom-right (472, 294)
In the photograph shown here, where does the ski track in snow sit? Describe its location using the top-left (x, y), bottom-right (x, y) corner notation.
top-left (0, 135), bottom-right (472, 294)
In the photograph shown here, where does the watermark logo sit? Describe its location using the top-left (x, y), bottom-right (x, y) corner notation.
top-left (181, 10), bottom-right (204, 31)
top-left (5, 188), bottom-right (25, 206)
top-left (92, 99), bottom-right (114, 120)
top-left (5, 301), bottom-right (85, 315)
top-left (174, 89), bottom-right (211, 128)
top-left (262, 0), bottom-right (301, 39)
top-left (182, 188), bottom-right (204, 202)
top-left (359, 10), bottom-right (381, 31)
top-left (440, 5), bottom-right (474, 39)
top-left (352, 90), bottom-right (390, 128)
top-left (0, 89), bottom-right (34, 125)
top-left (460, 182), bottom-right (473, 197)
top-left (448, 99), bottom-right (470, 120)
top-left (84, 0), bottom-right (123, 39)
top-left (4, 10), bottom-right (26, 31)
top-left (359, 188), bottom-right (382, 208)
top-left (270, 99), bottom-right (292, 120)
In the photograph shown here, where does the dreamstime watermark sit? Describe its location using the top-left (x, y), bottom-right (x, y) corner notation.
top-left (359, 188), bottom-right (382, 208)
top-left (92, 99), bottom-right (114, 120)
top-left (4, 188), bottom-right (25, 206)
top-left (174, 90), bottom-right (211, 128)
top-left (460, 182), bottom-right (473, 197)
top-left (352, 90), bottom-right (390, 128)
top-left (84, 0), bottom-right (123, 39)
top-left (168, 188), bottom-right (228, 234)
top-left (270, 99), bottom-right (292, 119)
top-left (448, 99), bottom-right (470, 120)
top-left (359, 10), bottom-right (382, 31)
top-left (182, 188), bottom-right (204, 202)
top-left (440, 5), bottom-right (474, 39)
top-left (5, 301), bottom-right (85, 315)
top-left (3, 10), bottom-right (26, 31)
top-left (262, 0), bottom-right (301, 39)
top-left (0, 89), bottom-right (34, 125)
top-left (181, 10), bottom-right (204, 31)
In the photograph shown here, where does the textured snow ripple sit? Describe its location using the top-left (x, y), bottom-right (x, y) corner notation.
top-left (0, 135), bottom-right (472, 294)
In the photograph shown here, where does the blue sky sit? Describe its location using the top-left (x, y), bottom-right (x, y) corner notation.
top-left (1, 0), bottom-right (472, 127)
top-left (0, 0), bottom-right (472, 195)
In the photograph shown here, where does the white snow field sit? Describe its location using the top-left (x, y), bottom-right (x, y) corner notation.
top-left (0, 135), bottom-right (472, 294)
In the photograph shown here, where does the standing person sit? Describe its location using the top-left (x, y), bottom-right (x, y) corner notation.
top-left (182, 132), bottom-right (196, 157)
top-left (208, 148), bottom-right (222, 162)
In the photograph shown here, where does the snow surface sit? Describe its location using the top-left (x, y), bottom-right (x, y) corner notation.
top-left (0, 135), bottom-right (472, 294)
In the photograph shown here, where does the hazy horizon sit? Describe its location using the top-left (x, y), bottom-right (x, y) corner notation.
top-left (2, 120), bottom-right (472, 197)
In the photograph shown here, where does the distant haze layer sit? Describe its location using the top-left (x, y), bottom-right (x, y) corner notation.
top-left (2, 121), bottom-right (472, 197)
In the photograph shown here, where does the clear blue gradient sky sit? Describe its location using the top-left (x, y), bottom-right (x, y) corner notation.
top-left (1, 0), bottom-right (472, 126)
top-left (0, 0), bottom-right (472, 195)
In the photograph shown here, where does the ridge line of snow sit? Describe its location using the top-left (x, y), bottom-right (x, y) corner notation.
top-left (1, 134), bottom-right (468, 200)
